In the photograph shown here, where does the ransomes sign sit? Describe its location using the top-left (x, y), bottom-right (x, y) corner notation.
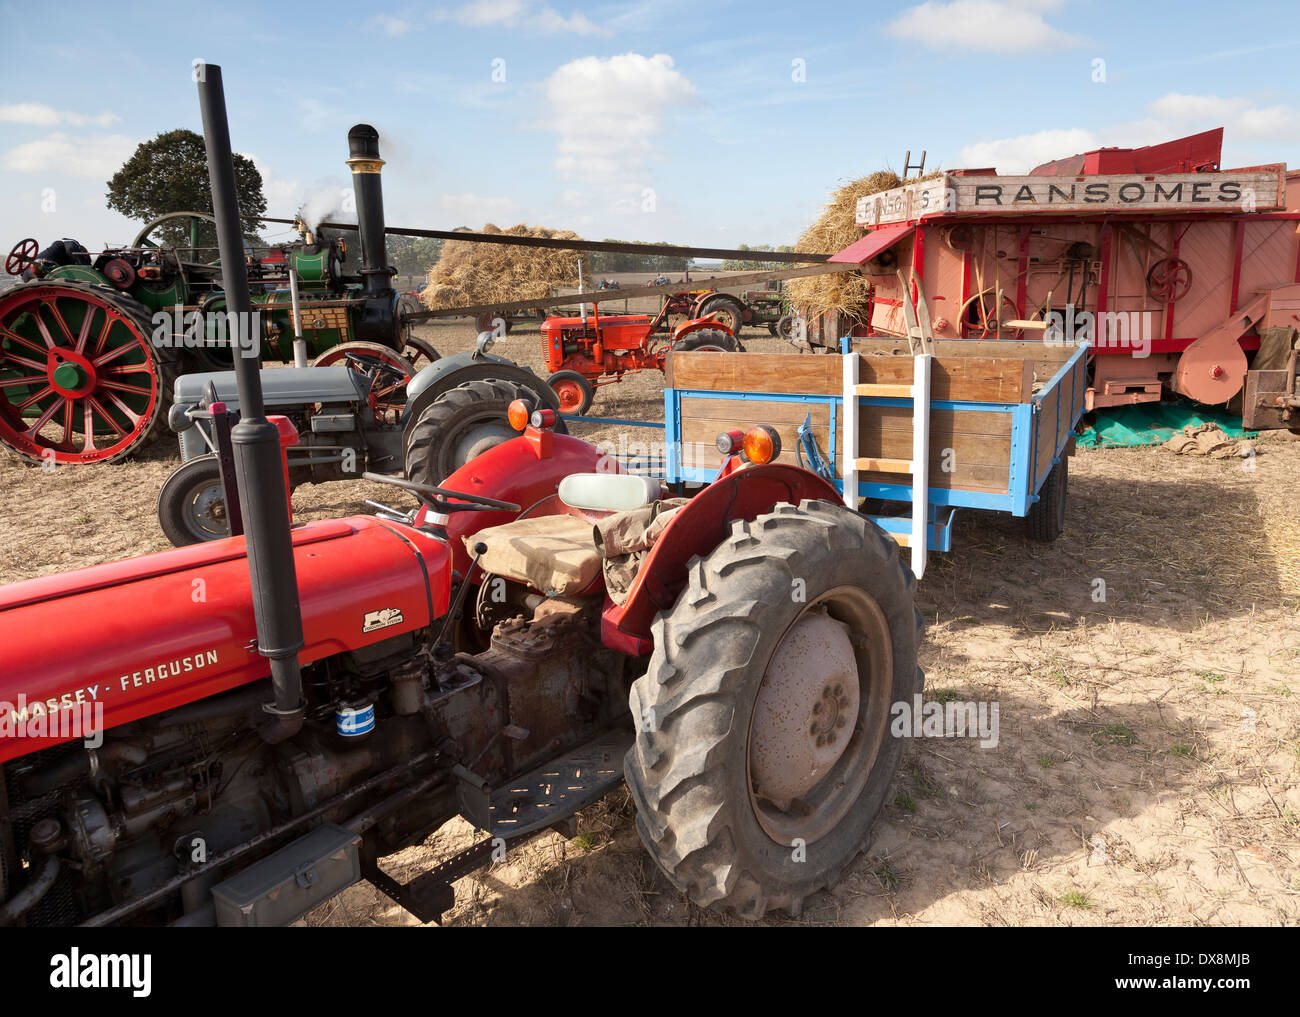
top-left (856, 167), bottom-right (1286, 225)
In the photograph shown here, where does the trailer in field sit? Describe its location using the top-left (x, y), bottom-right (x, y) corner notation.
top-left (663, 336), bottom-right (1088, 578)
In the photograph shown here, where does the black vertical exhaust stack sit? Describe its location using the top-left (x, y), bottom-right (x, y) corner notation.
top-left (346, 124), bottom-right (397, 342)
top-left (196, 65), bottom-right (305, 743)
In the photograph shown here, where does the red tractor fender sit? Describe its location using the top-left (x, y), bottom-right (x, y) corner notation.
top-left (600, 463), bottom-right (842, 654)
top-left (671, 316), bottom-right (735, 343)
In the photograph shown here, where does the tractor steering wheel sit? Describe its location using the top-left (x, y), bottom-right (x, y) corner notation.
top-left (5, 238), bottom-right (38, 276)
top-left (362, 472), bottom-right (521, 515)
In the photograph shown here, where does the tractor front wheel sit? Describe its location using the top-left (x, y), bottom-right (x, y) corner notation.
top-left (547, 370), bottom-right (594, 415)
top-left (157, 454), bottom-right (230, 546)
top-left (625, 499), bottom-right (923, 918)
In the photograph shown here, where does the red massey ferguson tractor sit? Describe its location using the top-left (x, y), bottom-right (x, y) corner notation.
top-left (539, 300), bottom-right (743, 415)
top-left (0, 399), bottom-right (921, 926)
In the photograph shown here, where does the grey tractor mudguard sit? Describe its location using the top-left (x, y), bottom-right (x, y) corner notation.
top-left (169, 366), bottom-right (366, 462)
top-left (402, 351), bottom-right (562, 427)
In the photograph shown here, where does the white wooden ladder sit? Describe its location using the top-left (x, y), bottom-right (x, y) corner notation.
top-left (841, 271), bottom-right (934, 579)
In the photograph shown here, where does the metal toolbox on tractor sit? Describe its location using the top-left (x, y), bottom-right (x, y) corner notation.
top-left (211, 823), bottom-right (361, 928)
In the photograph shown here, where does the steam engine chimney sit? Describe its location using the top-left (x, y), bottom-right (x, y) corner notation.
top-left (346, 124), bottom-right (393, 299)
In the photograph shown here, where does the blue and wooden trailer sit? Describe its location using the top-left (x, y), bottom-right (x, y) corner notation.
top-left (662, 337), bottom-right (1089, 578)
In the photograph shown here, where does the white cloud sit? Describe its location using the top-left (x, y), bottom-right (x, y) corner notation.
top-left (544, 52), bottom-right (696, 204)
top-left (956, 90), bottom-right (1300, 174)
top-left (958, 127), bottom-right (1098, 173)
top-left (888, 0), bottom-right (1081, 53)
top-left (0, 103), bottom-right (120, 127)
top-left (2, 132), bottom-right (137, 178)
top-left (1149, 92), bottom-right (1299, 140)
top-left (367, 13), bottom-right (410, 36)
top-left (440, 0), bottom-right (608, 36)
top-left (439, 192), bottom-right (523, 223)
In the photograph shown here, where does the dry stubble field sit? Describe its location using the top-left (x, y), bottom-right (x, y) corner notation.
top-left (1, 318), bottom-right (1297, 926)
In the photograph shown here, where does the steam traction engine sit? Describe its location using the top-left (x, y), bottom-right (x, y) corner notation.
top-left (831, 129), bottom-right (1300, 420)
top-left (0, 184), bottom-right (434, 466)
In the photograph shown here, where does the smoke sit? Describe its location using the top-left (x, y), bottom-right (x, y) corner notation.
top-left (297, 177), bottom-right (355, 231)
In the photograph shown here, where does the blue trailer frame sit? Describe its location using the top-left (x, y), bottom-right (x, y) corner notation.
top-left (662, 339), bottom-right (1089, 576)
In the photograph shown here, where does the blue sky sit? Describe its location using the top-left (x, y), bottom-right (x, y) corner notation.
top-left (1, 0), bottom-right (1297, 255)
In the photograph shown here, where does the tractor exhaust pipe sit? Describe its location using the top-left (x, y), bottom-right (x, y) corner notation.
top-left (347, 124), bottom-right (393, 299)
top-left (196, 65), bottom-right (305, 743)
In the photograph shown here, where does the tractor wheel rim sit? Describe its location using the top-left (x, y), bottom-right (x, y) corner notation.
top-left (553, 380), bottom-right (585, 412)
top-left (746, 585), bottom-right (892, 845)
top-left (185, 480), bottom-right (230, 539)
top-left (0, 285), bottom-right (160, 463)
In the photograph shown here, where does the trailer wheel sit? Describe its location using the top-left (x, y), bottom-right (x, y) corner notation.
top-left (547, 370), bottom-right (594, 415)
top-left (1025, 456), bottom-right (1067, 542)
top-left (625, 499), bottom-right (923, 918)
top-left (674, 329), bottom-right (741, 353)
top-left (157, 454), bottom-right (231, 546)
top-left (404, 377), bottom-right (564, 486)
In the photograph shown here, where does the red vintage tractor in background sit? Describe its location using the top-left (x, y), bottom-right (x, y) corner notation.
top-left (540, 300), bottom-right (742, 414)
top-left (0, 81), bottom-right (921, 928)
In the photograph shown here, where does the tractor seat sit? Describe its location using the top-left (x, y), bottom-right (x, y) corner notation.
top-left (468, 514), bottom-right (603, 596)
top-left (466, 475), bottom-right (660, 597)
top-left (558, 473), bottom-right (660, 512)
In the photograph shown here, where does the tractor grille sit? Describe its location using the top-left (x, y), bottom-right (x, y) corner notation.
top-left (3, 744), bottom-right (88, 926)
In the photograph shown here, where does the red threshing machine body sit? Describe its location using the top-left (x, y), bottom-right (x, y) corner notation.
top-left (834, 129), bottom-right (1300, 411)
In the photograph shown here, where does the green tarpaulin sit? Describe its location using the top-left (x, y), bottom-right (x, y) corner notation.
top-left (1078, 400), bottom-right (1257, 449)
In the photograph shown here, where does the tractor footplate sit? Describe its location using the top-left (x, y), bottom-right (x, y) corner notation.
top-left (489, 731), bottom-right (631, 839)
top-left (455, 730), bottom-right (631, 840)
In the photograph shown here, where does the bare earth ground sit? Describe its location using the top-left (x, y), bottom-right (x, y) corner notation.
top-left (1, 318), bottom-right (1297, 927)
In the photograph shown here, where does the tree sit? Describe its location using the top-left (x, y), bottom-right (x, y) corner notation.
top-left (721, 243), bottom-right (795, 270)
top-left (588, 240), bottom-right (688, 274)
top-left (107, 129), bottom-right (267, 247)
top-left (387, 235), bottom-right (445, 279)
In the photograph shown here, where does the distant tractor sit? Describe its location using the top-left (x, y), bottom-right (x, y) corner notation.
top-left (539, 302), bottom-right (742, 414)
top-left (666, 282), bottom-right (791, 337)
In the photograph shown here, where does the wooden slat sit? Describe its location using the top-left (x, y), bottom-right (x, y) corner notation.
top-left (855, 383), bottom-right (914, 398)
top-left (679, 397), bottom-right (830, 427)
top-left (854, 457), bottom-right (912, 473)
top-left (859, 405), bottom-right (1013, 439)
top-left (1036, 387), bottom-right (1061, 486)
top-left (861, 463), bottom-right (1010, 493)
top-left (671, 351), bottom-right (1034, 401)
top-left (856, 429), bottom-right (1013, 468)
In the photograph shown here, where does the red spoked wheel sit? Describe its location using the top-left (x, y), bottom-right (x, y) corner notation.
top-left (963, 290), bottom-right (1022, 339)
top-left (312, 341), bottom-right (416, 426)
top-left (6, 239), bottom-right (38, 276)
top-left (0, 281), bottom-right (177, 464)
top-left (1146, 258), bottom-right (1192, 303)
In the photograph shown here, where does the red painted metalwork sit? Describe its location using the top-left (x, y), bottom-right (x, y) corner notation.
top-left (0, 516), bottom-right (450, 763)
top-left (602, 463), bottom-right (840, 651)
top-left (828, 224), bottom-right (914, 265)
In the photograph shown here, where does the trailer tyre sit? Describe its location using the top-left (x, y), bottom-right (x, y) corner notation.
top-left (625, 499), bottom-right (924, 918)
top-left (1025, 456), bottom-right (1067, 542)
top-left (157, 454), bottom-right (231, 547)
top-left (404, 378), bottom-right (565, 487)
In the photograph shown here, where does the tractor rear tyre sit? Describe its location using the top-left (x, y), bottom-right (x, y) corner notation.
top-left (697, 296), bottom-right (746, 335)
top-left (157, 454), bottom-right (230, 546)
top-left (547, 370), bottom-right (595, 416)
top-left (625, 499), bottom-right (923, 918)
top-left (674, 329), bottom-right (742, 353)
top-left (1025, 456), bottom-right (1067, 542)
top-left (775, 313), bottom-right (795, 342)
top-left (404, 377), bottom-right (566, 487)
